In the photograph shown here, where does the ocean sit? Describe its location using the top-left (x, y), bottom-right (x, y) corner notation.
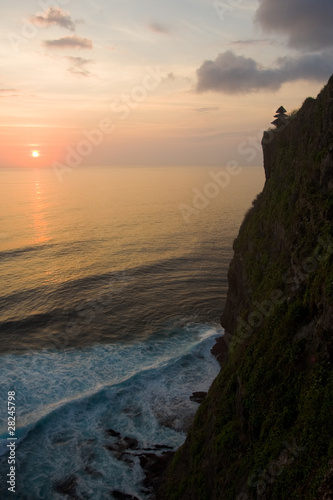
top-left (0, 165), bottom-right (264, 499)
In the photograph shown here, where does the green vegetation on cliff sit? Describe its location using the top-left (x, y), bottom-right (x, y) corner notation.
top-left (159, 75), bottom-right (333, 500)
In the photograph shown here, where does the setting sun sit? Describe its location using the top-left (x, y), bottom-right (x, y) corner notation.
top-left (32, 151), bottom-right (39, 158)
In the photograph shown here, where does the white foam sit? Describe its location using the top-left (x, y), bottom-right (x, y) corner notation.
top-left (0, 323), bottom-right (222, 498)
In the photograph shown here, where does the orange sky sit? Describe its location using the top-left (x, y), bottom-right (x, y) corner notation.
top-left (1, 1), bottom-right (331, 168)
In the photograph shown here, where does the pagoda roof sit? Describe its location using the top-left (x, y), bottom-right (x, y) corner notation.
top-left (276, 106), bottom-right (287, 114)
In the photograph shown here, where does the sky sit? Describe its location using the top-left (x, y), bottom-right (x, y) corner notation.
top-left (0, 0), bottom-right (332, 169)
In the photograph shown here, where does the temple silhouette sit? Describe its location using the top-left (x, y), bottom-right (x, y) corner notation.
top-left (271, 106), bottom-right (288, 128)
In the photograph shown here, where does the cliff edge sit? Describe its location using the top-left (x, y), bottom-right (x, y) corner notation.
top-left (159, 75), bottom-right (333, 499)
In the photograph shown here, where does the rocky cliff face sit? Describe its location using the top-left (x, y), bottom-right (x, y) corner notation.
top-left (159, 75), bottom-right (333, 500)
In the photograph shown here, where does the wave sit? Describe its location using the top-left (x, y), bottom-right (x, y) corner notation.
top-left (0, 252), bottom-right (224, 353)
top-left (0, 324), bottom-right (222, 499)
top-left (0, 243), bottom-right (53, 261)
top-left (0, 239), bottom-right (111, 262)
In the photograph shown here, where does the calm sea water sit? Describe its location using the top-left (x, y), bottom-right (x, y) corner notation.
top-left (0, 166), bottom-right (264, 499)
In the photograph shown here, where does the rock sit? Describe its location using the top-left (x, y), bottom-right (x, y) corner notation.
top-left (54, 475), bottom-right (80, 499)
top-left (104, 434), bottom-right (139, 464)
top-left (139, 451), bottom-right (174, 491)
top-left (104, 436), bottom-right (139, 455)
top-left (211, 336), bottom-right (229, 367)
top-left (159, 74), bottom-right (333, 500)
top-left (123, 437), bottom-right (139, 450)
top-left (84, 465), bottom-right (103, 478)
top-left (142, 444), bottom-right (174, 451)
top-left (111, 490), bottom-right (139, 500)
top-left (105, 429), bottom-right (121, 438)
top-left (189, 391), bottom-right (207, 403)
top-left (317, 460), bottom-right (333, 499)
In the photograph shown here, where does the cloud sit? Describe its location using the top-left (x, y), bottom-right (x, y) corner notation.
top-left (148, 22), bottom-right (170, 34)
top-left (194, 107), bottom-right (220, 113)
top-left (187, 131), bottom-right (238, 143)
top-left (255, 0), bottom-right (333, 51)
top-left (164, 72), bottom-right (175, 81)
top-left (231, 39), bottom-right (277, 47)
top-left (67, 57), bottom-right (94, 77)
top-left (0, 88), bottom-right (20, 97)
top-left (43, 35), bottom-right (93, 50)
top-left (30, 7), bottom-right (76, 31)
top-left (196, 50), bottom-right (333, 94)
top-left (161, 72), bottom-right (192, 85)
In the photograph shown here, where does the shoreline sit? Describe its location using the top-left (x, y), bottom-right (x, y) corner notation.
top-left (211, 334), bottom-right (229, 368)
top-left (147, 333), bottom-right (229, 498)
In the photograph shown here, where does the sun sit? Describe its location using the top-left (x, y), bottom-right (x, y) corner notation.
top-left (32, 151), bottom-right (39, 158)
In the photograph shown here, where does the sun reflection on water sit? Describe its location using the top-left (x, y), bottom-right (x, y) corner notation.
top-left (32, 171), bottom-right (50, 244)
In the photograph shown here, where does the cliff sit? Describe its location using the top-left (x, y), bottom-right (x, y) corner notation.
top-left (159, 75), bottom-right (333, 499)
